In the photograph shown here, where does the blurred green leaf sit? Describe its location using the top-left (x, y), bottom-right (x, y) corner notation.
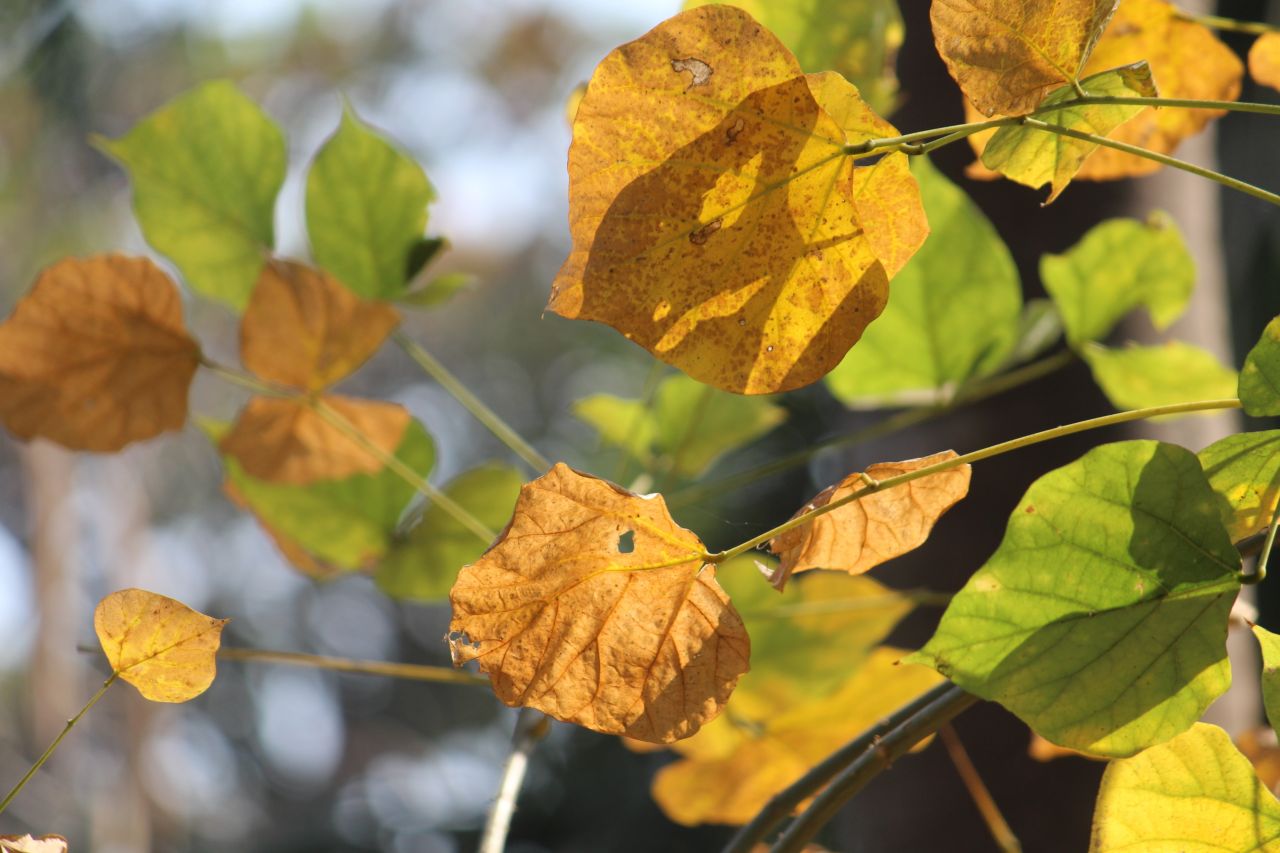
top-left (1082, 341), bottom-right (1238, 413)
top-left (399, 272), bottom-right (474, 310)
top-left (1002, 298), bottom-right (1064, 369)
top-left (1255, 626), bottom-right (1280, 733)
top-left (1240, 315), bottom-right (1280, 416)
top-left (1198, 430), bottom-right (1280, 542)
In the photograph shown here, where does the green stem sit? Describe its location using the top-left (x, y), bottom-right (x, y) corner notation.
top-left (393, 332), bottom-right (552, 474)
top-left (1175, 10), bottom-right (1277, 36)
top-left (709, 398), bottom-right (1241, 564)
top-left (1064, 96), bottom-right (1280, 117)
top-left (1242, 501), bottom-right (1280, 585)
top-left (0, 673), bottom-right (119, 816)
top-left (218, 647), bottom-right (489, 685)
top-left (1020, 117), bottom-right (1280, 207)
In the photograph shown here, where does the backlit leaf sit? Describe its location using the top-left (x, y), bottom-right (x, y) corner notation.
top-left (980, 63), bottom-right (1156, 203)
top-left (1251, 32), bottom-right (1280, 93)
top-left (220, 395), bottom-right (410, 485)
top-left (1255, 626), bottom-right (1280, 734)
top-left (1089, 723), bottom-right (1280, 852)
top-left (448, 463), bottom-right (748, 742)
top-left (769, 451), bottom-right (971, 590)
top-left (95, 589), bottom-right (228, 703)
top-left (1082, 341), bottom-right (1238, 412)
top-left (0, 255), bottom-right (199, 452)
top-left (0, 836), bottom-right (67, 853)
top-left (95, 81), bottom-right (285, 309)
top-left (931, 0), bottom-right (1118, 117)
top-left (548, 5), bottom-right (892, 395)
top-left (826, 156), bottom-right (1022, 406)
top-left (909, 440), bottom-right (1240, 757)
top-left (1241, 315), bottom-right (1280, 417)
top-left (398, 272), bottom-right (472, 310)
top-left (376, 463), bottom-right (523, 601)
top-left (1198, 430), bottom-right (1280, 542)
top-left (306, 108), bottom-right (436, 299)
top-left (1040, 213), bottom-right (1194, 347)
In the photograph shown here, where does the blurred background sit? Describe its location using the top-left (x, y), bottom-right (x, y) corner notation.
top-left (0, 0), bottom-right (1277, 851)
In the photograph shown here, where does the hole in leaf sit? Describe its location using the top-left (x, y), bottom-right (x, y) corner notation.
top-left (617, 530), bottom-right (636, 553)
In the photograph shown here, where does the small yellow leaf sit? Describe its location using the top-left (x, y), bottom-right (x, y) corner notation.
top-left (931, 0), bottom-right (1119, 117)
top-left (0, 837), bottom-right (68, 853)
top-left (94, 589), bottom-right (228, 703)
top-left (449, 463), bottom-right (749, 743)
top-left (1250, 32), bottom-right (1280, 93)
top-left (768, 451), bottom-right (971, 590)
top-left (219, 395), bottom-right (410, 485)
top-left (0, 255), bottom-right (200, 452)
top-left (241, 260), bottom-right (401, 392)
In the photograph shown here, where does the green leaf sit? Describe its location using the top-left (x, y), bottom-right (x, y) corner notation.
top-left (909, 440), bottom-right (1240, 757)
top-left (825, 156), bottom-right (1022, 407)
top-left (1041, 212), bottom-right (1195, 347)
top-left (225, 419), bottom-right (435, 573)
top-left (1198, 430), bottom-right (1280, 542)
top-left (1090, 723), bottom-right (1280, 852)
top-left (982, 62), bottom-right (1157, 203)
top-left (96, 80), bottom-right (285, 310)
top-left (1082, 341), bottom-right (1238, 413)
top-left (1254, 626), bottom-right (1280, 733)
top-left (683, 0), bottom-right (903, 114)
top-left (306, 108), bottom-right (436, 299)
top-left (1002, 299), bottom-right (1064, 369)
top-left (398, 272), bottom-right (474, 310)
top-left (1240, 315), bottom-right (1280, 416)
top-left (376, 463), bottom-right (523, 601)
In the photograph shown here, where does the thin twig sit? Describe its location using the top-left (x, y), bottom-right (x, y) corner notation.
top-left (479, 708), bottom-right (551, 853)
top-left (218, 647), bottom-right (489, 685)
top-left (939, 723), bottom-right (1021, 853)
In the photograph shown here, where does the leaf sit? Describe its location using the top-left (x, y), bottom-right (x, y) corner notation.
top-left (219, 395), bottom-right (410, 485)
top-left (95, 589), bottom-right (228, 703)
top-left (95, 81), bottom-right (285, 309)
top-left (1198, 430), bottom-right (1280, 542)
top-left (1255, 626), bottom-right (1280, 734)
top-left (1004, 299), bottom-right (1065, 369)
top-left (1082, 341), bottom-right (1239, 413)
top-left (1241, 315), bottom-right (1280, 417)
top-left (0, 837), bottom-right (68, 853)
top-left (306, 108), bottom-right (436, 299)
top-left (240, 260), bottom-right (401, 392)
top-left (398, 272), bottom-right (473, 310)
top-left (825, 156), bottom-right (1022, 406)
top-left (979, 62), bottom-right (1156, 203)
top-left (548, 5), bottom-right (893, 395)
top-left (683, 0), bottom-right (904, 115)
top-left (909, 440), bottom-right (1240, 757)
top-left (376, 463), bottom-right (523, 601)
top-left (1089, 723), bottom-right (1280, 852)
top-left (1251, 32), bottom-right (1280, 93)
top-left (1040, 213), bottom-right (1194, 347)
top-left (0, 255), bottom-right (200, 452)
top-left (448, 463), bottom-right (748, 743)
top-left (768, 451), bottom-right (971, 590)
top-left (930, 0), bottom-right (1119, 117)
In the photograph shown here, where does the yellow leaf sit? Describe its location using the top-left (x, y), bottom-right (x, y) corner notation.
top-left (768, 451), bottom-right (971, 590)
top-left (242, 260), bottom-right (401, 392)
top-left (448, 463), bottom-right (749, 743)
top-left (0, 837), bottom-right (68, 853)
top-left (931, 0), bottom-right (1119, 117)
top-left (0, 255), bottom-right (199, 452)
top-left (1250, 32), bottom-right (1280, 93)
top-left (94, 589), bottom-right (228, 703)
top-left (219, 395), bottom-right (410, 485)
top-left (548, 6), bottom-right (892, 395)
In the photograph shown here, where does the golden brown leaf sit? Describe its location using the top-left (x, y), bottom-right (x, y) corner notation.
top-left (0, 255), bottom-right (199, 452)
top-left (1237, 727), bottom-right (1280, 794)
top-left (768, 451), bottom-right (970, 590)
top-left (242, 260), bottom-right (401, 392)
top-left (94, 589), bottom-right (228, 703)
top-left (0, 837), bottom-right (68, 853)
top-left (1250, 32), bottom-right (1280, 93)
top-left (548, 5), bottom-right (890, 395)
top-left (449, 463), bottom-right (749, 743)
top-left (931, 0), bottom-right (1118, 117)
top-left (219, 395), bottom-right (410, 485)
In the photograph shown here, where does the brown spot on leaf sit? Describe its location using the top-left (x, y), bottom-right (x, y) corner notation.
top-left (725, 117), bottom-right (746, 145)
top-left (671, 57), bottom-right (713, 89)
top-left (689, 218), bottom-right (722, 245)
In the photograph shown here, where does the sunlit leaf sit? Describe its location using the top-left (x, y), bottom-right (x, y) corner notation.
top-left (95, 589), bottom-right (228, 703)
top-left (931, 0), bottom-right (1118, 117)
top-left (769, 451), bottom-right (971, 590)
top-left (1199, 430), bottom-right (1280, 542)
top-left (0, 255), bottom-right (199, 452)
top-left (1251, 32), bottom-right (1280, 93)
top-left (0, 836), bottom-right (68, 853)
top-left (376, 463), bottom-right (523, 601)
top-left (980, 63), bottom-right (1155, 202)
top-left (548, 5), bottom-right (893, 395)
top-left (219, 395), bottom-right (410, 485)
top-left (306, 108), bottom-right (436, 300)
top-left (1255, 626), bottom-right (1280, 735)
top-left (1040, 213), bottom-right (1194, 346)
top-left (95, 81), bottom-right (285, 309)
top-left (909, 440), bottom-right (1240, 757)
top-left (1090, 723), bottom-right (1280, 852)
top-left (448, 463), bottom-right (748, 742)
top-left (825, 156), bottom-right (1022, 406)
top-left (1241, 315), bottom-right (1280, 417)
top-left (1082, 341), bottom-right (1238, 413)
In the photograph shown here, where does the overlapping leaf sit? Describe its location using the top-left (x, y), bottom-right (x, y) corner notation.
top-left (1241, 315), bottom-right (1280, 417)
top-left (910, 440), bottom-right (1240, 757)
top-left (1082, 341), bottom-right (1238, 413)
top-left (95, 589), bottom-right (228, 703)
top-left (769, 451), bottom-right (971, 590)
top-left (0, 837), bottom-right (67, 853)
top-left (1254, 626), bottom-right (1280, 734)
top-left (448, 463), bottom-right (748, 742)
top-left (0, 255), bottom-right (199, 452)
top-left (1090, 723), bottom-right (1280, 851)
top-left (1199, 430), bottom-right (1280, 542)
top-left (1251, 32), bottom-right (1280, 93)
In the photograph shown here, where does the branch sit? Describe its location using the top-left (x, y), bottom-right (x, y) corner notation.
top-left (479, 708), bottom-right (551, 853)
